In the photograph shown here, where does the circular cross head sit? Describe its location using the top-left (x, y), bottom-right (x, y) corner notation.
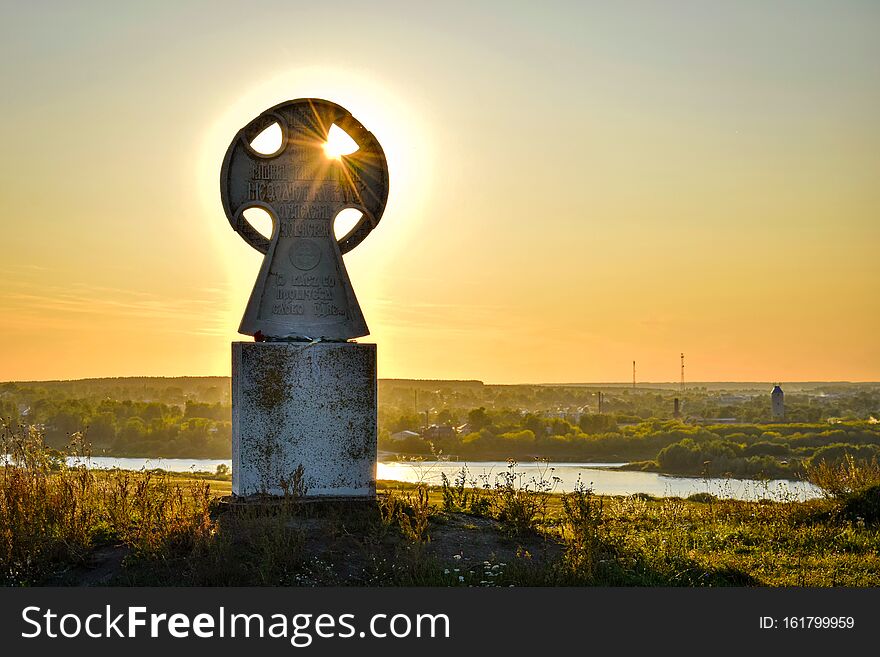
top-left (220, 98), bottom-right (390, 256)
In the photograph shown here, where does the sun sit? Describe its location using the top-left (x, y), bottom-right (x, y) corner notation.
top-left (197, 66), bottom-right (434, 364)
top-left (323, 124), bottom-right (360, 159)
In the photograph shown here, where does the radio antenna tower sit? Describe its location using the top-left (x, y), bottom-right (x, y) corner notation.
top-left (632, 360), bottom-right (636, 389)
top-left (680, 353), bottom-right (685, 392)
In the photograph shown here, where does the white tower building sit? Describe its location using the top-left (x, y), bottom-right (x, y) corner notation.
top-left (771, 384), bottom-right (785, 421)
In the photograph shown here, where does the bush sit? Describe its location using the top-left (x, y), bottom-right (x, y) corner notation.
top-left (578, 414), bottom-right (618, 434)
top-left (805, 455), bottom-right (880, 500)
top-left (743, 441), bottom-right (790, 457)
top-left (440, 467), bottom-right (489, 516)
top-left (0, 422), bottom-right (213, 584)
top-left (490, 461), bottom-right (559, 535)
top-left (841, 485), bottom-right (880, 525)
top-left (561, 484), bottom-right (605, 579)
top-left (808, 444), bottom-right (880, 469)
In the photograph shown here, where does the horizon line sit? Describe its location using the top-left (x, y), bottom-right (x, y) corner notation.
top-left (2, 376), bottom-right (879, 387)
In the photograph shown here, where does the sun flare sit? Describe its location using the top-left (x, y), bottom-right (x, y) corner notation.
top-left (323, 124), bottom-right (359, 159)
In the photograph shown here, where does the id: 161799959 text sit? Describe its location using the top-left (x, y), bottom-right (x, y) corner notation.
top-left (759, 616), bottom-right (855, 630)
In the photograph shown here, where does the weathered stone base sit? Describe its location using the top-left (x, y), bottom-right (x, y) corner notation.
top-left (231, 341), bottom-right (377, 498)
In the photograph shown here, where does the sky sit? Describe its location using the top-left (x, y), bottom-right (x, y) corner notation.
top-left (0, 0), bottom-right (878, 383)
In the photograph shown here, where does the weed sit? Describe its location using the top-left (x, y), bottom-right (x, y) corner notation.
top-left (490, 460), bottom-right (560, 536)
top-left (440, 466), bottom-right (489, 515)
top-left (687, 492), bottom-right (717, 504)
top-left (5, 422), bottom-right (880, 587)
top-left (805, 454), bottom-right (880, 499)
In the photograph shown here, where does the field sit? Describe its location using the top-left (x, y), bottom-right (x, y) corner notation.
top-left (3, 426), bottom-right (880, 587)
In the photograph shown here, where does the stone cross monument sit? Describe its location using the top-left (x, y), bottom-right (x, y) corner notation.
top-left (221, 98), bottom-right (389, 498)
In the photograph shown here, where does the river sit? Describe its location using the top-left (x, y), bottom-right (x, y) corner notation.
top-left (63, 456), bottom-right (823, 502)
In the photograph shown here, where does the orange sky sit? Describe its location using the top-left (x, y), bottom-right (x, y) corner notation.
top-left (1, 2), bottom-right (878, 383)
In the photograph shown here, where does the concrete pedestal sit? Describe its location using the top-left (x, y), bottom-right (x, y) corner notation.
top-left (231, 341), bottom-right (377, 498)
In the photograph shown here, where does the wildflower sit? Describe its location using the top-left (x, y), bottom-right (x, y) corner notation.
top-left (458, 576), bottom-right (464, 583)
top-left (453, 554), bottom-right (462, 560)
top-left (444, 569), bottom-right (450, 575)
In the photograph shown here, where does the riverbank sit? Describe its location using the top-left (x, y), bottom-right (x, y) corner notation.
top-left (9, 429), bottom-right (874, 589)
top-left (56, 455), bottom-right (821, 501)
top-left (4, 453), bottom-right (880, 587)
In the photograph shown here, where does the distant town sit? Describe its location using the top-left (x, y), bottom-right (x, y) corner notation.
top-left (1, 377), bottom-right (878, 481)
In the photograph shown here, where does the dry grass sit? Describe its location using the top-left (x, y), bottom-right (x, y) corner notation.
top-left (804, 454), bottom-right (880, 499)
top-left (4, 422), bottom-right (880, 587)
top-left (1, 422), bottom-right (213, 585)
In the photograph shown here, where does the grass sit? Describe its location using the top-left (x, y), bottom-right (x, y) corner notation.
top-left (3, 422), bottom-right (880, 587)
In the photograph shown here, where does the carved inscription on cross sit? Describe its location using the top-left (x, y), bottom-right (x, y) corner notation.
top-left (221, 99), bottom-right (389, 340)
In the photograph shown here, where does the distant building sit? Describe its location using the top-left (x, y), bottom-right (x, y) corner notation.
top-left (691, 417), bottom-right (739, 425)
top-left (771, 385), bottom-right (785, 421)
top-left (718, 394), bottom-right (752, 404)
top-left (544, 410), bottom-right (579, 423)
top-left (390, 430), bottom-right (421, 442)
top-left (423, 424), bottom-right (456, 440)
